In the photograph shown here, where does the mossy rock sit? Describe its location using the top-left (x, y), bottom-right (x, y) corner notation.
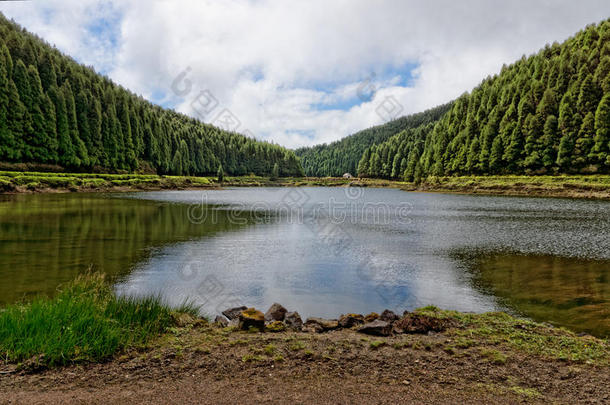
top-left (238, 308), bottom-right (265, 331)
top-left (364, 312), bottom-right (380, 322)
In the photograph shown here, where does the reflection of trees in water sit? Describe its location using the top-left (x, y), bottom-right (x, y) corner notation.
top-left (0, 194), bottom-right (251, 304)
top-left (471, 253), bottom-right (610, 337)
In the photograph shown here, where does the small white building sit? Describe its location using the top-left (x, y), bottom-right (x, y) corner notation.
top-left (343, 173), bottom-right (353, 179)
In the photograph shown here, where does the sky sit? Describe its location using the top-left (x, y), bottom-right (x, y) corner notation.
top-left (1, 1), bottom-right (609, 149)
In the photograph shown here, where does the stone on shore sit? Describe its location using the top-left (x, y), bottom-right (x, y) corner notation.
top-left (338, 313), bottom-right (365, 328)
top-left (303, 317), bottom-right (339, 333)
top-left (264, 303), bottom-right (288, 322)
top-left (284, 311), bottom-right (303, 330)
top-left (380, 309), bottom-right (399, 323)
top-left (222, 306), bottom-right (248, 321)
top-left (238, 308), bottom-right (265, 331)
top-left (214, 315), bottom-right (229, 327)
top-left (393, 313), bottom-right (451, 334)
top-left (358, 320), bottom-right (392, 336)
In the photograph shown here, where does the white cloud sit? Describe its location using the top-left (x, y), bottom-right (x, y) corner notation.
top-left (1, 0), bottom-right (609, 148)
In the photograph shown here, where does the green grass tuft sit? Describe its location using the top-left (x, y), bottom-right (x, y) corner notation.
top-left (0, 273), bottom-right (199, 367)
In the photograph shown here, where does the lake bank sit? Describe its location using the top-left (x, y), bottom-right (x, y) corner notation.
top-left (0, 277), bottom-right (609, 404)
top-left (2, 171), bottom-right (610, 200)
top-left (1, 301), bottom-right (609, 403)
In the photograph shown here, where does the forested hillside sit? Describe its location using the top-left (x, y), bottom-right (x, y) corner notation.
top-left (358, 19), bottom-right (610, 180)
top-left (295, 103), bottom-right (451, 177)
top-left (0, 14), bottom-right (303, 176)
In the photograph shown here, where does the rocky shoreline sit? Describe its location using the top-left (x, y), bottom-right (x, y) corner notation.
top-left (3, 304), bottom-right (609, 404)
top-left (214, 303), bottom-right (456, 337)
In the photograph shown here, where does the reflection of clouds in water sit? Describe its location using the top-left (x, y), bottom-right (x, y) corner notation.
top-left (115, 220), bottom-right (496, 318)
top-left (116, 188), bottom-right (610, 318)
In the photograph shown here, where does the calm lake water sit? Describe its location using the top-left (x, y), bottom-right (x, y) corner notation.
top-left (0, 188), bottom-right (608, 337)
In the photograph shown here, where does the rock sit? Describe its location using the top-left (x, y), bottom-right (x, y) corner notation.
top-left (338, 313), bottom-right (365, 328)
top-left (364, 312), bottom-right (379, 322)
top-left (380, 309), bottom-right (399, 323)
top-left (302, 322), bottom-right (324, 333)
top-left (238, 308), bottom-right (265, 331)
top-left (265, 321), bottom-right (287, 332)
top-left (284, 311), bottom-right (303, 330)
top-left (222, 306), bottom-right (247, 320)
top-left (393, 313), bottom-right (452, 334)
top-left (264, 303), bottom-right (288, 322)
top-left (303, 317), bottom-right (339, 333)
top-left (358, 320), bottom-right (392, 336)
top-left (214, 315), bottom-right (228, 327)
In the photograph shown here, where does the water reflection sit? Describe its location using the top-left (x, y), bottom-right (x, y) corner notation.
top-left (467, 253), bottom-right (610, 337)
top-left (0, 193), bottom-right (250, 304)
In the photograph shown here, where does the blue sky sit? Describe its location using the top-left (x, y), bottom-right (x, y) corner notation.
top-left (1, 0), bottom-right (609, 148)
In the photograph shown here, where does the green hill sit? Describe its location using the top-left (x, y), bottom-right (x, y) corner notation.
top-left (0, 13), bottom-right (303, 177)
top-left (358, 19), bottom-right (610, 180)
top-left (294, 103), bottom-right (451, 177)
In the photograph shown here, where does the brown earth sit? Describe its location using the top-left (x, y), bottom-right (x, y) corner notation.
top-left (1, 324), bottom-right (608, 405)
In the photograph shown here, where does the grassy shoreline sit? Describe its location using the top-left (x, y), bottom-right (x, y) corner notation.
top-left (2, 170), bottom-right (610, 199)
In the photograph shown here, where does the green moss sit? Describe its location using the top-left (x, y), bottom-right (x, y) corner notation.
top-left (241, 354), bottom-right (265, 363)
top-left (369, 340), bottom-right (386, 350)
top-left (480, 349), bottom-right (508, 365)
top-left (265, 321), bottom-right (286, 332)
top-left (509, 386), bottom-right (542, 399)
top-left (290, 341), bottom-right (306, 351)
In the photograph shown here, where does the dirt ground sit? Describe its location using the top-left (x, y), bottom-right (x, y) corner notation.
top-left (1, 325), bottom-right (609, 405)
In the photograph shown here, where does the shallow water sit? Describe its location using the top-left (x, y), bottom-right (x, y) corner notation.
top-left (0, 188), bottom-right (608, 336)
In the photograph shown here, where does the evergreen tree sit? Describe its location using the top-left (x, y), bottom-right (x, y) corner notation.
top-left (357, 148), bottom-right (371, 177)
top-left (26, 65), bottom-right (51, 162)
top-left (12, 59), bottom-right (33, 160)
top-left (5, 78), bottom-right (25, 161)
top-left (172, 149), bottom-right (183, 175)
top-left (217, 164), bottom-right (224, 182)
top-left (59, 82), bottom-right (86, 166)
top-left (271, 162), bottom-right (279, 180)
top-left (592, 93), bottom-right (610, 165)
top-left (0, 42), bottom-right (16, 161)
top-left (489, 135), bottom-right (504, 173)
top-left (50, 87), bottom-right (76, 167)
top-left (557, 92), bottom-right (579, 169)
top-left (541, 115), bottom-right (559, 169)
top-left (574, 112), bottom-right (595, 168)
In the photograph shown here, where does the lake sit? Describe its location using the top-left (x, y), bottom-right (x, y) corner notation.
top-left (0, 187), bottom-right (608, 337)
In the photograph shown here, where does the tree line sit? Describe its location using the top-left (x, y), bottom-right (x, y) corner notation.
top-left (358, 19), bottom-right (610, 180)
top-left (0, 14), bottom-right (303, 177)
top-left (295, 103), bottom-right (451, 177)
